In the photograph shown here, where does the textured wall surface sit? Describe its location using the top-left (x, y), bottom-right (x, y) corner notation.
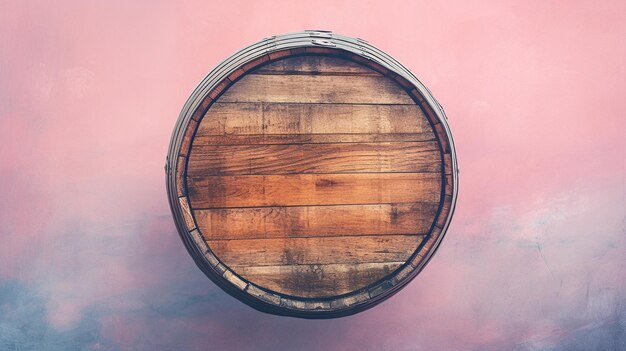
top-left (1, 1), bottom-right (624, 350)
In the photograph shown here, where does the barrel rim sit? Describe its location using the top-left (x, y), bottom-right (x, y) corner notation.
top-left (165, 30), bottom-right (459, 318)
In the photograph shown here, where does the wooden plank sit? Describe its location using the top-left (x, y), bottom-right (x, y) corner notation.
top-left (218, 74), bottom-right (414, 104)
top-left (236, 262), bottom-right (403, 297)
top-left (195, 202), bottom-right (438, 240)
top-left (197, 102), bottom-right (430, 136)
top-left (434, 122), bottom-right (450, 153)
top-left (268, 50), bottom-right (291, 61)
top-left (246, 285), bottom-right (281, 305)
top-left (444, 153), bottom-right (453, 175)
top-left (208, 78), bottom-right (231, 100)
top-left (194, 133), bottom-right (435, 145)
top-left (330, 291), bottom-right (370, 309)
top-left (436, 195), bottom-right (453, 228)
top-left (223, 270), bottom-right (247, 290)
top-left (178, 197), bottom-right (195, 231)
top-left (410, 226), bottom-right (443, 268)
top-left (187, 173), bottom-right (442, 208)
top-left (187, 141), bottom-right (441, 176)
top-left (241, 55), bottom-right (269, 72)
top-left (207, 234), bottom-right (424, 266)
top-left (191, 96), bottom-right (212, 121)
top-left (253, 55), bottom-right (379, 75)
top-left (348, 54), bottom-right (392, 76)
top-left (445, 174), bottom-right (453, 196)
top-left (178, 119), bottom-right (197, 157)
top-left (175, 156), bottom-right (186, 196)
top-left (199, 102), bottom-right (262, 135)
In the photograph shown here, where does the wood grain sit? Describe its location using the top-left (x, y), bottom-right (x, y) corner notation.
top-left (436, 195), bottom-right (453, 228)
top-left (187, 141), bottom-right (441, 176)
top-left (179, 52), bottom-right (449, 300)
top-left (218, 74), bottom-right (415, 104)
top-left (207, 235), bottom-right (425, 266)
top-left (195, 133), bottom-right (435, 145)
top-left (195, 202), bottom-right (438, 240)
top-left (235, 262), bottom-right (404, 297)
top-left (187, 173), bottom-right (442, 208)
top-left (175, 156), bottom-right (186, 196)
top-left (253, 55), bottom-right (379, 76)
top-left (179, 119), bottom-right (197, 156)
top-left (197, 102), bottom-right (430, 136)
top-left (178, 197), bottom-right (195, 231)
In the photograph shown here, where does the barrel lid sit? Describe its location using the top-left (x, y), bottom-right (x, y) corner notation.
top-left (166, 31), bottom-right (458, 318)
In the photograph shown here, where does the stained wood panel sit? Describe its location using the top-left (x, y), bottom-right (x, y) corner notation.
top-left (195, 133), bottom-right (435, 145)
top-left (195, 202), bottom-right (438, 239)
top-left (235, 262), bottom-right (404, 297)
top-left (206, 235), bottom-right (425, 267)
top-left (187, 173), bottom-right (441, 208)
top-left (254, 55), bottom-right (379, 75)
top-left (197, 103), bottom-right (430, 136)
top-left (184, 53), bottom-right (446, 299)
top-left (187, 141), bottom-right (440, 176)
top-left (219, 75), bottom-right (415, 104)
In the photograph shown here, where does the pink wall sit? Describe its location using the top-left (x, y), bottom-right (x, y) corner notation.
top-left (1, 1), bottom-right (624, 349)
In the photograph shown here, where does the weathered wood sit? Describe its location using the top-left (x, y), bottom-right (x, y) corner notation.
top-left (171, 47), bottom-right (455, 310)
top-left (208, 78), bottom-right (231, 100)
top-left (246, 285), bottom-right (281, 305)
top-left (410, 226), bottom-right (443, 268)
top-left (175, 156), bottom-right (186, 196)
top-left (235, 262), bottom-right (403, 297)
top-left (444, 153), bottom-right (453, 175)
top-left (254, 55), bottom-right (379, 76)
top-left (218, 74), bottom-right (414, 104)
top-left (195, 202), bottom-right (438, 240)
top-left (223, 269), bottom-right (248, 290)
top-left (445, 174), bottom-right (453, 196)
top-left (436, 195), bottom-right (453, 228)
top-left (178, 119), bottom-right (197, 156)
top-left (178, 197), bottom-right (195, 231)
top-left (268, 50), bottom-right (292, 61)
top-left (191, 96), bottom-right (212, 121)
top-left (434, 122), bottom-right (450, 153)
top-left (207, 235), bottom-right (425, 266)
top-left (330, 291), bottom-right (370, 309)
top-left (187, 141), bottom-right (441, 176)
top-left (197, 102), bottom-right (429, 136)
top-left (348, 54), bottom-right (392, 76)
top-left (195, 133), bottom-right (435, 145)
top-left (187, 173), bottom-right (442, 208)
top-left (242, 55), bottom-right (269, 72)
top-left (227, 68), bottom-right (246, 82)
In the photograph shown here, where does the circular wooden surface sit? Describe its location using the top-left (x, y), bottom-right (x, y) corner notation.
top-left (167, 34), bottom-right (457, 318)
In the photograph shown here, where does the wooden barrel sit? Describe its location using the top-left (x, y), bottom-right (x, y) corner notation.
top-left (166, 31), bottom-right (458, 318)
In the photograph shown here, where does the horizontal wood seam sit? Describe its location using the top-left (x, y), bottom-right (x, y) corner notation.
top-left (205, 233), bottom-right (429, 241)
top-left (189, 171), bottom-right (442, 177)
top-left (186, 170), bottom-right (442, 177)
top-left (191, 200), bottom-right (439, 211)
top-left (232, 262), bottom-right (406, 269)
top-left (213, 101), bottom-right (419, 106)
top-left (194, 137), bottom-right (437, 145)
